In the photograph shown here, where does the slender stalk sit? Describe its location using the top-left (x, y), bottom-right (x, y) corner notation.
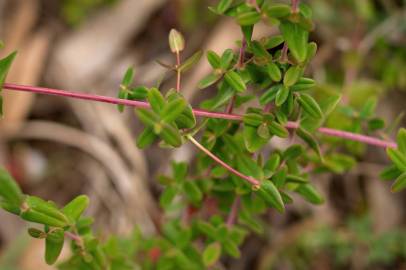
top-left (187, 135), bottom-right (261, 186)
top-left (64, 231), bottom-right (82, 244)
top-left (176, 52), bottom-right (181, 92)
top-left (280, 43), bottom-right (289, 62)
top-left (3, 83), bottom-right (397, 149)
top-left (226, 196), bottom-right (240, 228)
top-left (291, 0), bottom-right (300, 13)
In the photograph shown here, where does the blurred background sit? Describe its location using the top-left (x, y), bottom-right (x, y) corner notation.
top-left (0, 0), bottom-right (405, 269)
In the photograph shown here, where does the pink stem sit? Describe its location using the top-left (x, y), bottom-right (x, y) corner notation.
top-left (187, 135), bottom-right (261, 186)
top-left (291, 0), bottom-right (300, 13)
top-left (64, 231), bottom-right (82, 243)
top-left (227, 196), bottom-right (240, 228)
top-left (176, 52), bottom-right (181, 92)
top-left (3, 83), bottom-right (397, 149)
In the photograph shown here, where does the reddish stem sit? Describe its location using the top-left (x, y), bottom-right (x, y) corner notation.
top-left (291, 0), bottom-right (300, 13)
top-left (227, 196), bottom-right (240, 228)
top-left (64, 231), bottom-right (82, 243)
top-left (176, 52), bottom-right (181, 92)
top-left (3, 83), bottom-right (397, 149)
top-left (187, 135), bottom-right (260, 186)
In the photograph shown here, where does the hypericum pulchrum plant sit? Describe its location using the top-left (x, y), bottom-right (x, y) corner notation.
top-left (0, 0), bottom-right (405, 269)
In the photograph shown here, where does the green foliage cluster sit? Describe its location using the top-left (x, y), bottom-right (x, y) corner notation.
top-left (264, 215), bottom-right (406, 269)
top-left (0, 0), bottom-right (405, 269)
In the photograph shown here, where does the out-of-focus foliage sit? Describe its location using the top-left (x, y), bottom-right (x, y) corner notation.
top-left (264, 215), bottom-right (406, 269)
top-left (61, 0), bottom-right (119, 26)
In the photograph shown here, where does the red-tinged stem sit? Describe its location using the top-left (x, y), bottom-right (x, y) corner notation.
top-left (64, 231), bottom-right (82, 243)
top-left (3, 83), bottom-right (397, 149)
top-left (227, 196), bottom-right (240, 228)
top-left (317, 127), bottom-right (397, 149)
top-left (187, 135), bottom-right (261, 186)
top-left (176, 52), bottom-right (181, 92)
top-left (281, 43), bottom-right (289, 62)
top-left (238, 37), bottom-right (247, 69)
top-left (292, 0), bottom-right (300, 13)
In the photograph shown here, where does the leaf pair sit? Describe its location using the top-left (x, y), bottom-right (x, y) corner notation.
top-left (136, 88), bottom-right (196, 148)
top-left (199, 49), bottom-right (245, 92)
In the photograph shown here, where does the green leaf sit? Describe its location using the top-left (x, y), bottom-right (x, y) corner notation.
top-left (224, 70), bottom-right (246, 92)
top-left (386, 148), bottom-right (406, 171)
top-left (183, 181), bottom-right (203, 204)
top-left (197, 221), bottom-right (217, 239)
top-left (0, 51), bottom-right (17, 116)
top-left (179, 50), bottom-right (202, 73)
top-left (0, 168), bottom-right (24, 207)
top-left (306, 42), bottom-right (317, 61)
top-left (297, 127), bottom-right (322, 158)
top-left (121, 67), bottom-right (134, 86)
top-left (244, 125), bottom-right (268, 152)
top-left (295, 184), bottom-right (324, 204)
top-left (262, 35), bottom-right (284, 49)
top-left (129, 86), bottom-right (148, 100)
top-left (136, 109), bottom-right (160, 127)
top-left (283, 145), bottom-right (303, 161)
top-left (256, 180), bottom-right (284, 213)
top-left (222, 239), bottom-right (240, 258)
top-left (275, 85), bottom-right (290, 106)
top-left (268, 121), bottom-right (289, 138)
top-left (147, 88), bottom-right (165, 114)
top-left (391, 172), bottom-right (406, 193)
top-left (241, 25), bottom-right (254, 45)
top-left (203, 242), bottom-right (222, 267)
top-left (21, 196), bottom-right (68, 227)
top-left (136, 127), bottom-right (157, 149)
top-left (298, 93), bottom-right (323, 119)
top-left (380, 165), bottom-right (402, 181)
top-left (264, 4), bottom-right (291, 18)
top-left (272, 167), bottom-right (287, 188)
top-left (237, 155), bottom-right (264, 180)
top-left (251, 41), bottom-right (272, 63)
top-left (283, 66), bottom-right (302, 87)
top-left (397, 128), bottom-right (406, 155)
top-left (264, 153), bottom-right (281, 177)
top-left (159, 186), bottom-right (178, 209)
top-left (198, 73), bottom-right (222, 89)
top-left (243, 112), bottom-right (263, 126)
top-left (217, 0), bottom-right (233, 14)
top-left (359, 97), bottom-right (377, 119)
top-left (257, 123), bottom-right (270, 139)
top-left (207, 51), bottom-right (221, 69)
top-left (291, 77), bottom-right (316, 92)
top-left (169, 29), bottom-right (185, 53)
top-left (236, 10), bottom-right (261, 26)
top-left (286, 174), bottom-right (308, 184)
top-left (20, 208), bottom-right (66, 227)
top-left (280, 21), bottom-right (309, 63)
top-left (45, 228), bottom-right (64, 265)
top-left (0, 51), bottom-right (17, 91)
top-left (28, 228), bottom-right (47, 239)
top-left (220, 49), bottom-right (235, 70)
top-left (266, 62), bottom-right (281, 82)
top-left (260, 84), bottom-right (281, 105)
top-left (161, 97), bottom-right (187, 123)
top-left (160, 123), bottom-right (182, 147)
top-left (62, 195), bottom-right (89, 223)
top-left (367, 118), bottom-right (385, 131)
